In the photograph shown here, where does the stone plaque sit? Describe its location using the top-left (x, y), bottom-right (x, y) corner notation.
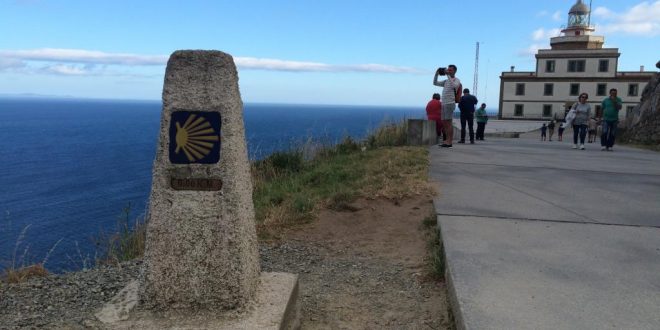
top-left (170, 177), bottom-right (222, 191)
top-left (169, 111), bottom-right (221, 164)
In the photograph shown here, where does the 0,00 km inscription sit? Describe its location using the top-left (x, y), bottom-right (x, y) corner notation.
top-left (170, 177), bottom-right (222, 191)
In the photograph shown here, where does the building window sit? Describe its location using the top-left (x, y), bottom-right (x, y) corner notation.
top-left (628, 84), bottom-right (639, 96)
top-left (568, 60), bottom-right (586, 72)
top-left (544, 83), bottom-right (554, 96)
top-left (546, 60), bottom-right (555, 73)
top-left (595, 105), bottom-right (602, 118)
top-left (570, 84), bottom-right (580, 96)
top-left (514, 104), bottom-right (524, 116)
top-left (515, 83), bottom-right (525, 95)
top-left (543, 104), bottom-right (553, 117)
top-left (598, 60), bottom-right (609, 72)
top-left (597, 83), bottom-right (607, 96)
top-left (626, 106), bottom-right (635, 118)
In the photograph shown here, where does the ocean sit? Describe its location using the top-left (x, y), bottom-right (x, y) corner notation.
top-left (0, 98), bottom-right (425, 272)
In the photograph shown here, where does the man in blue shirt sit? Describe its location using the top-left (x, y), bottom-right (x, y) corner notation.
top-left (458, 88), bottom-right (478, 144)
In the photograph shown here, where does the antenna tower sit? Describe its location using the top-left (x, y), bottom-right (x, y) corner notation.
top-left (473, 42), bottom-right (480, 96)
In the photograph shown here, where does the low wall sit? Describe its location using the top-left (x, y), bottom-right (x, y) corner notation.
top-left (407, 119), bottom-right (439, 145)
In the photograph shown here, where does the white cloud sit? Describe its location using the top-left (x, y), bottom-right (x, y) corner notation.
top-left (0, 58), bottom-right (26, 70)
top-left (236, 57), bottom-right (328, 71)
top-left (0, 48), bottom-right (168, 65)
top-left (552, 11), bottom-right (562, 21)
top-left (39, 64), bottom-right (91, 76)
top-left (531, 28), bottom-right (561, 41)
top-left (592, 7), bottom-right (615, 19)
top-left (536, 10), bottom-right (563, 22)
top-left (524, 28), bottom-right (561, 55)
top-left (0, 48), bottom-right (422, 75)
top-left (235, 57), bottom-right (421, 73)
top-left (593, 1), bottom-right (660, 36)
top-left (518, 44), bottom-right (544, 57)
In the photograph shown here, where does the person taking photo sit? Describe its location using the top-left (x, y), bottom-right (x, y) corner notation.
top-left (433, 64), bottom-right (462, 148)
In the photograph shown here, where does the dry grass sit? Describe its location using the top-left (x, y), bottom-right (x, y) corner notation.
top-left (2, 225), bottom-right (61, 284)
top-left (3, 263), bottom-right (49, 284)
top-left (359, 147), bottom-right (436, 200)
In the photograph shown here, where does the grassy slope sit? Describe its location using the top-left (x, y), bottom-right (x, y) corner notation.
top-left (3, 120), bottom-right (437, 282)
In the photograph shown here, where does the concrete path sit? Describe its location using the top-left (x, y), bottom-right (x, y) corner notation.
top-left (429, 132), bottom-right (660, 330)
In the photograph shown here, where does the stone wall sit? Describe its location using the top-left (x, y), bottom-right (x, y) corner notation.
top-left (620, 68), bottom-right (660, 144)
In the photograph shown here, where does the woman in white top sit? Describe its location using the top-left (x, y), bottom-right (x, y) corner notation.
top-left (571, 93), bottom-right (592, 150)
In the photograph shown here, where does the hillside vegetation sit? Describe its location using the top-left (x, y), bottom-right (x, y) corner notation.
top-left (2, 119), bottom-right (436, 282)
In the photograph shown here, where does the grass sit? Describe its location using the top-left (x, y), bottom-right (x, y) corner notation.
top-left (421, 213), bottom-right (446, 281)
top-left (1, 224), bottom-right (62, 284)
top-left (252, 120), bottom-right (434, 238)
top-left (93, 204), bottom-right (146, 266)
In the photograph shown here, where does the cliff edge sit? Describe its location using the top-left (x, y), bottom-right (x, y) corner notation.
top-left (621, 61), bottom-right (660, 144)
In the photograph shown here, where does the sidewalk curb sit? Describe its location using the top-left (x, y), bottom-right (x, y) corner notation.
top-left (432, 198), bottom-right (467, 330)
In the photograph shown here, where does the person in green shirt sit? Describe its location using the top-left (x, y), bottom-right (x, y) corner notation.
top-left (600, 88), bottom-right (622, 151)
top-left (475, 103), bottom-right (488, 141)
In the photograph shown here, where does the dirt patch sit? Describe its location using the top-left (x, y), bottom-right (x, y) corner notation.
top-left (261, 196), bottom-right (452, 329)
top-left (0, 196), bottom-right (452, 329)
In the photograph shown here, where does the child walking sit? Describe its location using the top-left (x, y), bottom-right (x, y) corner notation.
top-left (540, 123), bottom-right (547, 141)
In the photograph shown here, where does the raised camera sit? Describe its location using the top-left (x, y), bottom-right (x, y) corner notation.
top-left (437, 67), bottom-right (446, 75)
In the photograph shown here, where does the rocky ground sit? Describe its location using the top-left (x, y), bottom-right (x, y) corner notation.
top-left (1, 196), bottom-right (452, 329)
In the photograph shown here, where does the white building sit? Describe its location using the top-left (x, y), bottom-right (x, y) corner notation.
top-left (499, 0), bottom-right (654, 120)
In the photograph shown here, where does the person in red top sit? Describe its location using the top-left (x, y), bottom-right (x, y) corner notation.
top-left (426, 93), bottom-right (444, 143)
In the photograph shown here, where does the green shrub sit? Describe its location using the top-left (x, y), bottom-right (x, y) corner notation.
top-left (94, 204), bottom-right (145, 266)
top-left (268, 150), bottom-right (305, 173)
top-left (335, 136), bottom-right (361, 154)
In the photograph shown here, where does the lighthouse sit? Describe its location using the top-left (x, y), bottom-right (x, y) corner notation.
top-left (550, 0), bottom-right (603, 50)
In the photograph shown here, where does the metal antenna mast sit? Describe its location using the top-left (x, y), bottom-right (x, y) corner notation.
top-left (473, 42), bottom-right (480, 96)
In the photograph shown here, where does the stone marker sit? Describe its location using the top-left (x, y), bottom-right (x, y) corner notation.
top-left (97, 50), bottom-right (300, 329)
top-left (140, 50), bottom-right (260, 311)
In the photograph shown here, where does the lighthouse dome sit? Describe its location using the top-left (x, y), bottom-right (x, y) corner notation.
top-left (569, 0), bottom-right (590, 15)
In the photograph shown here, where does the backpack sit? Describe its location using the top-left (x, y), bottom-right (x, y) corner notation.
top-left (454, 83), bottom-right (463, 103)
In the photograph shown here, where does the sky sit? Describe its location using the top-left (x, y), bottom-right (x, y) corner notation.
top-left (1, 0), bottom-right (659, 107)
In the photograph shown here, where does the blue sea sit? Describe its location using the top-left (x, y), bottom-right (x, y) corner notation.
top-left (0, 97), bottom-right (425, 272)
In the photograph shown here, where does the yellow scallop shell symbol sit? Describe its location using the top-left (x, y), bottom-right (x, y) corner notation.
top-left (174, 114), bottom-right (219, 162)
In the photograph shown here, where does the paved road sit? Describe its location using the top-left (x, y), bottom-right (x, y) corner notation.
top-left (429, 135), bottom-right (660, 330)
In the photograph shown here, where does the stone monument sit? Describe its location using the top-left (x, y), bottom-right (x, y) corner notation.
top-left (96, 50), bottom-right (299, 329)
top-left (141, 49), bottom-right (259, 311)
